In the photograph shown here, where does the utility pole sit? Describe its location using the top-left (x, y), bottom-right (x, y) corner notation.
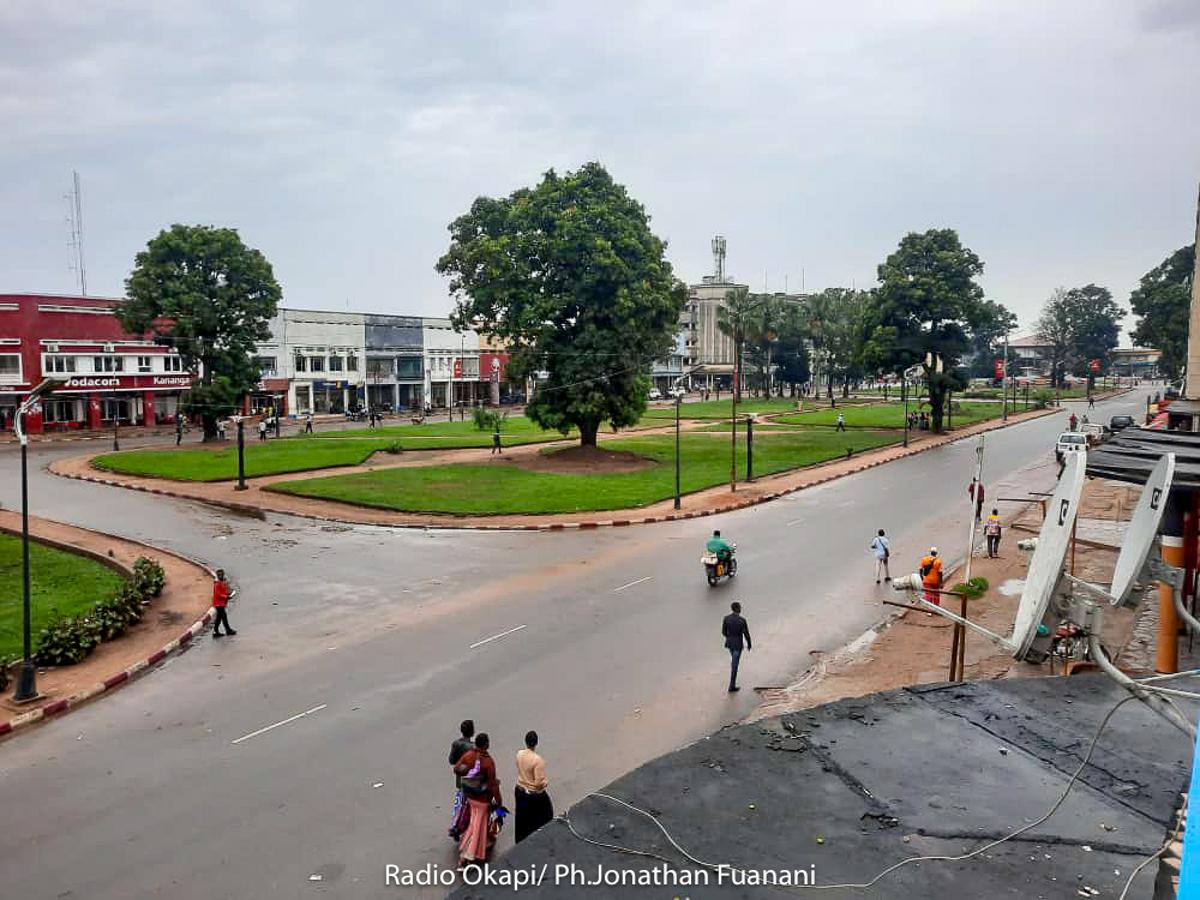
top-left (1002, 331), bottom-right (1010, 422)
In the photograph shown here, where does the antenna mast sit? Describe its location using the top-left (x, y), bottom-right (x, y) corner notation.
top-left (711, 235), bottom-right (726, 283)
top-left (65, 170), bottom-right (87, 296)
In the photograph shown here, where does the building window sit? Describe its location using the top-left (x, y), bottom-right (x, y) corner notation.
top-left (93, 355), bottom-right (124, 373)
top-left (44, 355), bottom-right (76, 374)
top-left (367, 358), bottom-right (393, 377)
top-left (254, 356), bottom-right (277, 376)
top-left (0, 353), bottom-right (21, 382)
top-left (310, 356), bottom-right (325, 373)
top-left (329, 356), bottom-right (343, 372)
top-left (137, 355), bottom-right (152, 373)
top-left (396, 355), bottom-right (422, 378)
top-left (163, 355), bottom-right (184, 372)
top-left (347, 355), bottom-right (358, 372)
top-left (42, 398), bottom-right (80, 423)
top-left (294, 355), bottom-right (307, 372)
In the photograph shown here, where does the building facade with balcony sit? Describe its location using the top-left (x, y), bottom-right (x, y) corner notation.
top-left (0, 293), bottom-right (195, 434)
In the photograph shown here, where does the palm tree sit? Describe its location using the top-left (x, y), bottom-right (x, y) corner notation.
top-left (717, 287), bottom-right (762, 491)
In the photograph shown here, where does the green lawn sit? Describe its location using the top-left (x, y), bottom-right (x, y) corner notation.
top-left (92, 439), bottom-right (391, 482)
top-left (0, 535), bottom-right (124, 658)
top-left (268, 429), bottom-right (900, 515)
top-left (310, 416), bottom-right (575, 446)
top-left (774, 400), bottom-right (1033, 428)
top-left (644, 398), bottom-right (804, 420)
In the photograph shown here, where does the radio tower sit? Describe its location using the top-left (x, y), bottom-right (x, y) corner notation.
top-left (65, 170), bottom-right (88, 296)
top-left (711, 235), bottom-right (727, 283)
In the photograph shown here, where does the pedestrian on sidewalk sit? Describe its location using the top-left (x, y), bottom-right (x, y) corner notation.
top-left (175, 413), bottom-right (184, 446)
top-left (835, 412), bottom-right (846, 432)
top-left (454, 733), bottom-right (503, 868)
top-left (984, 508), bottom-right (1002, 558)
top-left (870, 529), bottom-right (891, 583)
top-left (721, 601), bottom-right (751, 692)
top-left (304, 412), bottom-right (313, 434)
top-left (217, 419), bottom-right (227, 441)
top-left (211, 568), bottom-right (237, 637)
top-left (448, 719), bottom-right (475, 838)
top-left (258, 418), bottom-right (268, 441)
top-left (1088, 394), bottom-right (1095, 410)
top-left (920, 548), bottom-right (943, 609)
top-left (968, 477), bottom-right (985, 521)
top-left (514, 730), bottom-right (553, 843)
top-left (491, 425), bottom-right (502, 455)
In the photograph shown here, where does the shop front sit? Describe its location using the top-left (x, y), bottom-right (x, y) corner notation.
top-left (17, 373), bottom-right (194, 434)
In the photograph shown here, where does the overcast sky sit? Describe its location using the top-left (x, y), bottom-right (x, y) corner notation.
top-left (3, 1), bottom-right (1197, 337)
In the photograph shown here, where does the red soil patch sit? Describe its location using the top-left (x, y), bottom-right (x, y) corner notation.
top-left (513, 445), bottom-right (655, 475)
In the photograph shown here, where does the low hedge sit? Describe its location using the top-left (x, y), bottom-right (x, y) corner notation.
top-left (34, 556), bottom-right (167, 667)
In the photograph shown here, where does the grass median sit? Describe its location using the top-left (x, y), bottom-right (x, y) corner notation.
top-left (773, 400), bottom-right (1033, 428)
top-left (0, 534), bottom-right (124, 658)
top-left (267, 429), bottom-right (901, 515)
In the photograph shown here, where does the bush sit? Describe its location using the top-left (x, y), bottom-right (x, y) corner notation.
top-left (0, 656), bottom-right (11, 692)
top-left (472, 407), bottom-right (507, 433)
top-left (132, 557), bottom-right (166, 597)
top-left (1032, 389), bottom-right (1056, 410)
top-left (949, 576), bottom-right (989, 599)
top-left (33, 557), bottom-right (167, 667)
top-left (383, 441), bottom-right (403, 455)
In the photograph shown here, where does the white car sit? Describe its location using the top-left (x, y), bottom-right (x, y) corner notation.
top-left (667, 386), bottom-right (686, 400)
top-left (1055, 431), bottom-right (1088, 463)
top-left (648, 388), bottom-right (662, 401)
top-left (1078, 422), bottom-right (1109, 446)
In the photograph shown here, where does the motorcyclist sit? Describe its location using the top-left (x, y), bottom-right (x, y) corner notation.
top-left (706, 529), bottom-right (734, 565)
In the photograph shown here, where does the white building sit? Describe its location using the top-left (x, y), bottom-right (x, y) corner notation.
top-left (257, 309), bottom-right (365, 415)
top-left (422, 318), bottom-right (480, 410)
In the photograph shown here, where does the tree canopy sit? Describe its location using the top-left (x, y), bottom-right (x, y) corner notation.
top-left (119, 225), bottom-right (281, 440)
top-left (865, 228), bottom-right (994, 430)
top-left (1036, 284), bottom-right (1124, 387)
top-left (437, 163), bottom-right (686, 446)
top-left (1130, 244), bottom-right (1195, 380)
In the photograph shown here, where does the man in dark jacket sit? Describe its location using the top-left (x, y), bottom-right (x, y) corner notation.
top-left (721, 602), bottom-right (752, 692)
top-left (447, 719), bottom-right (475, 838)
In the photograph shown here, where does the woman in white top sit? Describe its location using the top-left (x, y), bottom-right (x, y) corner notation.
top-left (514, 730), bottom-right (553, 843)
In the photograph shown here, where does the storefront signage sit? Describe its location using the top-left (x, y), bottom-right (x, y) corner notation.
top-left (66, 376), bottom-right (120, 389)
top-left (57, 374), bottom-right (196, 392)
top-left (152, 376), bottom-right (191, 387)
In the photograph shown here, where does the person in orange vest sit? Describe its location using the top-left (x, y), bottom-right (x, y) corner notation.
top-left (212, 568), bottom-right (237, 638)
top-left (920, 547), bottom-right (943, 608)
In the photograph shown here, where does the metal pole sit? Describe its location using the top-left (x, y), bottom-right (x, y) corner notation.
top-left (674, 397), bottom-right (681, 510)
top-left (746, 415), bottom-right (753, 482)
top-left (112, 421), bottom-right (119, 451)
top-left (235, 419), bottom-right (247, 491)
top-left (13, 419), bottom-right (37, 702)
top-left (730, 340), bottom-right (739, 492)
top-left (903, 371), bottom-right (908, 448)
top-left (274, 399), bottom-right (281, 438)
top-left (1002, 331), bottom-right (1009, 422)
top-left (952, 436), bottom-right (987, 682)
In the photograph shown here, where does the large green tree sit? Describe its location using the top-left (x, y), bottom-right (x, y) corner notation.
top-left (1130, 244), bottom-right (1195, 379)
top-left (437, 163), bottom-right (686, 446)
top-left (772, 303), bottom-right (811, 394)
top-left (1036, 284), bottom-right (1123, 387)
top-left (119, 225), bottom-right (281, 441)
top-left (866, 229), bottom-right (991, 431)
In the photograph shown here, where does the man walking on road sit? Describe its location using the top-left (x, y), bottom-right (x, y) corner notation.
top-left (984, 508), bottom-right (1003, 558)
top-left (211, 568), bottom-right (237, 637)
top-left (1068, 412), bottom-right (1078, 432)
top-left (721, 601), bottom-right (751, 692)
top-left (968, 477), bottom-right (985, 521)
top-left (870, 528), bottom-right (891, 583)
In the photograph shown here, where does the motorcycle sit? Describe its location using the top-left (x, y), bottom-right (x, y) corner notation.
top-left (700, 543), bottom-right (737, 586)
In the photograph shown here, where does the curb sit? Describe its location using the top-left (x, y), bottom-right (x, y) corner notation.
top-left (55, 408), bottom-right (1059, 532)
top-left (0, 530), bottom-right (217, 741)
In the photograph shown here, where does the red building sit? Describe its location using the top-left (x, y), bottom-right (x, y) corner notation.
top-left (0, 294), bottom-right (195, 434)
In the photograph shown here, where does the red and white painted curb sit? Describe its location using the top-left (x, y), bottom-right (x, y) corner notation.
top-left (56, 407), bottom-right (1059, 532)
top-left (0, 535), bottom-right (218, 740)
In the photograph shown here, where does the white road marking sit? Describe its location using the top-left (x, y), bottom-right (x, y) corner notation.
top-left (786, 518), bottom-right (804, 527)
top-left (231, 704), bottom-right (327, 745)
top-left (613, 576), bottom-right (653, 593)
top-left (469, 624), bottom-right (527, 649)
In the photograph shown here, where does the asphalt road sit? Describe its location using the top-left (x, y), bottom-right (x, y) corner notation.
top-left (0, 391), bottom-right (1153, 899)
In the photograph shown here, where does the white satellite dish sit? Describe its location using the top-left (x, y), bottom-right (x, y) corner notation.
top-left (1010, 451), bottom-right (1087, 661)
top-left (1108, 453), bottom-right (1175, 608)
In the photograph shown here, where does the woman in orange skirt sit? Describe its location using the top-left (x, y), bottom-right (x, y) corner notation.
top-left (454, 733), bottom-right (503, 868)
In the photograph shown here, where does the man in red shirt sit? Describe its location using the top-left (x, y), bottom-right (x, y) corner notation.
top-left (968, 477), bottom-right (985, 521)
top-left (212, 568), bottom-right (237, 638)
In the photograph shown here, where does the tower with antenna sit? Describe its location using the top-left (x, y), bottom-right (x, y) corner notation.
top-left (65, 170), bottom-right (87, 296)
top-left (711, 235), bottom-right (727, 283)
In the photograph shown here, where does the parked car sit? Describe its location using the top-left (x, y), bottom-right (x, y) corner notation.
top-left (1055, 431), bottom-right (1088, 463)
top-left (667, 386), bottom-right (686, 401)
top-left (1109, 414), bottom-right (1136, 432)
top-left (648, 388), bottom-right (663, 401)
top-left (1078, 422), bottom-right (1110, 446)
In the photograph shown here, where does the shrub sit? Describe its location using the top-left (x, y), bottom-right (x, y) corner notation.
top-left (383, 441), bottom-right (403, 455)
top-left (33, 557), bottom-right (167, 667)
top-left (949, 576), bottom-right (989, 600)
top-left (0, 656), bottom-right (11, 692)
top-left (1032, 389), bottom-right (1056, 409)
top-left (472, 407), bottom-right (507, 433)
top-left (132, 557), bottom-right (166, 597)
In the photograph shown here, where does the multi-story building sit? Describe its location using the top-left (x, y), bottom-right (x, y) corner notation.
top-left (259, 309), bottom-right (365, 416)
top-left (421, 318), bottom-right (480, 410)
top-left (0, 293), bottom-right (195, 434)
top-left (364, 314), bottom-right (424, 412)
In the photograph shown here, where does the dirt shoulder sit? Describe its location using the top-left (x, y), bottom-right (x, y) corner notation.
top-left (751, 476), bottom-right (1141, 719)
top-left (0, 510), bottom-right (212, 734)
top-left (51, 406), bottom-right (1059, 529)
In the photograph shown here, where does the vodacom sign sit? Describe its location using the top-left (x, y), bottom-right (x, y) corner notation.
top-left (64, 377), bottom-right (120, 389)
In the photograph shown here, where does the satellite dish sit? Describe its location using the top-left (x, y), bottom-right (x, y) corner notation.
top-left (1108, 453), bottom-right (1175, 608)
top-left (1010, 451), bottom-right (1087, 662)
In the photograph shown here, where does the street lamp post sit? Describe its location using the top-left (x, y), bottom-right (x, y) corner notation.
top-left (902, 370), bottom-right (909, 448)
top-left (674, 394), bottom-right (682, 510)
top-left (234, 417), bottom-right (247, 491)
top-left (745, 415), bottom-right (754, 481)
top-left (1002, 330), bottom-right (1010, 422)
top-left (13, 378), bottom-right (65, 702)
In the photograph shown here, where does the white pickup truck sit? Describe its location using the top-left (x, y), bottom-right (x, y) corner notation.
top-left (1055, 431), bottom-right (1088, 463)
